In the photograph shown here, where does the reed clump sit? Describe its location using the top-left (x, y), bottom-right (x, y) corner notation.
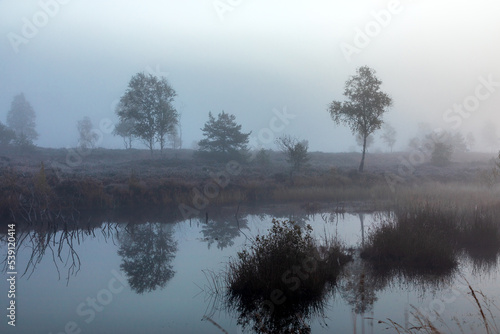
top-left (226, 219), bottom-right (351, 304)
top-left (361, 203), bottom-right (459, 274)
top-left (361, 197), bottom-right (500, 274)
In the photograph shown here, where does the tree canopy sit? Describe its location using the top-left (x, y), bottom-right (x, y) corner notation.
top-left (7, 93), bottom-right (38, 146)
top-left (115, 72), bottom-right (178, 154)
top-left (198, 111), bottom-right (251, 161)
top-left (328, 66), bottom-right (392, 172)
top-left (113, 118), bottom-right (136, 149)
top-left (118, 223), bottom-right (177, 294)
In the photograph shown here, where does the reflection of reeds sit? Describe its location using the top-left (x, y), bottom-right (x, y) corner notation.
top-left (201, 316), bottom-right (229, 334)
top-left (361, 195), bottom-right (500, 275)
top-left (376, 281), bottom-right (499, 334)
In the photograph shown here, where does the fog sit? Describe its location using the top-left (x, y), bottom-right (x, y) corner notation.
top-left (1, 0), bottom-right (499, 152)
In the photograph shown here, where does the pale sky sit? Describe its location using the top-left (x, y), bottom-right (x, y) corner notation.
top-left (1, 0), bottom-right (499, 152)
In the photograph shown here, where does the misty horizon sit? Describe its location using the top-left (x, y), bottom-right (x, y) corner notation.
top-left (1, 0), bottom-right (499, 153)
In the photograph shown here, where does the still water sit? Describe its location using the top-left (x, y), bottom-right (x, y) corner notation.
top-left (1, 205), bottom-right (499, 333)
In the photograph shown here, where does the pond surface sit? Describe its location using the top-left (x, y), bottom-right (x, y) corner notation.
top-left (1, 205), bottom-right (499, 334)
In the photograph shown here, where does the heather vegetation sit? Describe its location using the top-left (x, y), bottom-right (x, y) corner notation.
top-left (1, 144), bottom-right (499, 224)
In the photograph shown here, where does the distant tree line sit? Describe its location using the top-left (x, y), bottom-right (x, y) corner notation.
top-left (8, 66), bottom-right (497, 176)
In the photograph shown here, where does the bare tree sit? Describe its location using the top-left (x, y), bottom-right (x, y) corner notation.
top-left (77, 116), bottom-right (99, 149)
top-left (275, 135), bottom-right (309, 183)
top-left (380, 123), bottom-right (397, 152)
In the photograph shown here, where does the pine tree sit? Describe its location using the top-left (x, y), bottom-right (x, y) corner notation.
top-left (198, 111), bottom-right (251, 161)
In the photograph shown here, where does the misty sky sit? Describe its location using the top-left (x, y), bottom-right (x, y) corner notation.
top-left (1, 0), bottom-right (499, 152)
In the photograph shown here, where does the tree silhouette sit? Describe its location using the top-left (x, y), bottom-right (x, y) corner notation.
top-left (198, 111), bottom-right (250, 161)
top-left (275, 135), bottom-right (309, 183)
top-left (116, 72), bottom-right (178, 154)
top-left (113, 118), bottom-right (136, 149)
top-left (77, 116), bottom-right (99, 149)
top-left (7, 93), bottom-right (38, 146)
top-left (118, 223), bottom-right (177, 294)
top-left (328, 66), bottom-right (392, 172)
top-left (380, 123), bottom-right (397, 152)
top-left (431, 142), bottom-right (453, 166)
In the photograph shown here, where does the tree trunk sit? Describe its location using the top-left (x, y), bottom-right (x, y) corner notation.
top-left (359, 134), bottom-right (367, 172)
top-left (149, 138), bottom-right (154, 156)
top-left (159, 133), bottom-right (165, 155)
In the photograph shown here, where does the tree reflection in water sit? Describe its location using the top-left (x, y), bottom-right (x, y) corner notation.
top-left (118, 222), bottom-right (177, 294)
top-left (340, 254), bottom-right (386, 333)
top-left (200, 214), bottom-right (249, 250)
top-left (1, 221), bottom-right (119, 284)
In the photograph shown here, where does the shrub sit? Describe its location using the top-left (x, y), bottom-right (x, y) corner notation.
top-left (431, 142), bottom-right (453, 166)
top-left (225, 219), bottom-right (351, 333)
top-left (226, 219), bottom-right (351, 303)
